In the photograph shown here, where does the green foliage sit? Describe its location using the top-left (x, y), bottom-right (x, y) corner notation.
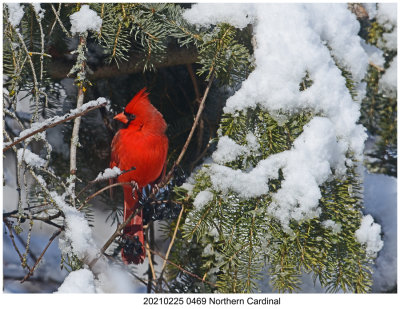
top-left (167, 84), bottom-right (373, 293)
top-left (361, 66), bottom-right (397, 176)
top-left (360, 12), bottom-right (397, 177)
top-left (197, 23), bottom-right (251, 84)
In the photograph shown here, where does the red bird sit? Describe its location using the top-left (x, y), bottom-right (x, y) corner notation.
top-left (110, 88), bottom-right (168, 264)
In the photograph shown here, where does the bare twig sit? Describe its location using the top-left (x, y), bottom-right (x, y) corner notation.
top-left (88, 182), bottom-right (139, 268)
top-left (4, 219), bottom-right (32, 272)
top-left (6, 212), bottom-right (63, 229)
top-left (69, 35), bottom-right (88, 206)
top-left (186, 63), bottom-right (201, 103)
top-left (160, 70), bottom-right (215, 188)
top-left (20, 228), bottom-right (63, 283)
top-left (50, 4), bottom-right (72, 38)
top-left (148, 248), bottom-right (216, 288)
top-left (75, 167), bottom-right (136, 200)
top-left (157, 205), bottom-right (184, 289)
top-left (3, 103), bottom-right (106, 152)
top-left (145, 232), bottom-right (156, 293)
top-left (77, 181), bottom-right (133, 211)
top-left (369, 61), bottom-right (385, 72)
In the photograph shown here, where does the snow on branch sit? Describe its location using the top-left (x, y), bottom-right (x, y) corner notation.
top-left (3, 97), bottom-right (107, 152)
top-left (94, 166), bottom-right (122, 181)
top-left (184, 4), bottom-right (370, 228)
top-left (69, 5), bottom-right (102, 35)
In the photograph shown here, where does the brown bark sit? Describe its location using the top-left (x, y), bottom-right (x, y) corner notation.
top-left (48, 46), bottom-right (199, 80)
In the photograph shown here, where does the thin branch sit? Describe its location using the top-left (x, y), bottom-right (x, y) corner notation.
top-left (186, 63), bottom-right (201, 102)
top-left (88, 182), bottom-right (139, 268)
top-left (157, 205), bottom-right (184, 289)
top-left (6, 212), bottom-right (63, 229)
top-left (4, 219), bottom-right (32, 272)
top-left (75, 167), bottom-right (136, 200)
top-left (145, 237), bottom-right (156, 292)
top-left (50, 4), bottom-right (72, 38)
top-left (69, 35), bottom-right (88, 206)
top-left (369, 61), bottom-right (385, 72)
top-left (77, 181), bottom-right (133, 211)
top-left (20, 228), bottom-right (63, 283)
top-left (3, 102), bottom-right (106, 152)
top-left (160, 70), bottom-right (215, 188)
top-left (148, 248), bottom-right (216, 288)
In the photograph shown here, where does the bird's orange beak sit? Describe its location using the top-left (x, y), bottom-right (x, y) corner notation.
top-left (114, 112), bottom-right (129, 124)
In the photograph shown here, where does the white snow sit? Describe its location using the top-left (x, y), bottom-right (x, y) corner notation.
top-left (32, 3), bottom-right (45, 19)
top-left (51, 191), bottom-right (98, 261)
top-left (17, 148), bottom-right (46, 168)
top-left (379, 55), bottom-right (397, 95)
top-left (180, 182), bottom-right (194, 195)
top-left (193, 190), bottom-right (214, 210)
top-left (56, 268), bottom-right (96, 293)
top-left (184, 4), bottom-right (370, 228)
top-left (375, 3), bottom-right (397, 51)
top-left (70, 5), bottom-right (102, 35)
top-left (6, 3), bottom-right (25, 28)
top-left (212, 136), bottom-right (248, 164)
top-left (183, 4), bottom-right (256, 30)
top-left (355, 214), bottom-right (384, 258)
top-left (363, 3), bottom-right (377, 19)
top-left (321, 220), bottom-right (342, 234)
top-left (94, 166), bottom-right (122, 182)
top-left (361, 40), bottom-right (385, 67)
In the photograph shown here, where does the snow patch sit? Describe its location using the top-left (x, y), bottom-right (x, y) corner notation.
top-left (322, 220), bottom-right (342, 234)
top-left (94, 166), bottom-right (122, 182)
top-left (379, 55), bottom-right (397, 95)
top-left (212, 136), bottom-right (248, 164)
top-left (17, 148), bottom-right (46, 168)
top-left (355, 215), bottom-right (384, 258)
top-left (56, 268), bottom-right (96, 293)
top-left (193, 190), bottom-right (214, 210)
top-left (70, 5), bottom-right (102, 35)
top-left (7, 3), bottom-right (25, 28)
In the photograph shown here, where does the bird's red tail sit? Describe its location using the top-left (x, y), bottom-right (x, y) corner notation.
top-left (121, 186), bottom-right (145, 264)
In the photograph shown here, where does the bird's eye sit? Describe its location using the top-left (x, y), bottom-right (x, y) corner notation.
top-left (124, 111), bottom-right (136, 121)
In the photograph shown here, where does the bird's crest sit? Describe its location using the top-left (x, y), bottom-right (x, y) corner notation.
top-left (125, 87), bottom-right (150, 114)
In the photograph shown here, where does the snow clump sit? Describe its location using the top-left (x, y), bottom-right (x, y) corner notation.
top-left (70, 5), bottom-right (102, 35)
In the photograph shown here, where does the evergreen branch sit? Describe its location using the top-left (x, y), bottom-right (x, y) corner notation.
top-left (5, 15), bottom-right (41, 122)
top-left (148, 248), bottom-right (217, 288)
top-left (30, 4), bottom-right (44, 82)
top-left (3, 102), bottom-right (107, 152)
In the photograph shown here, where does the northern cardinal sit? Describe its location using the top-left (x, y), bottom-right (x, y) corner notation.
top-left (110, 88), bottom-right (168, 264)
